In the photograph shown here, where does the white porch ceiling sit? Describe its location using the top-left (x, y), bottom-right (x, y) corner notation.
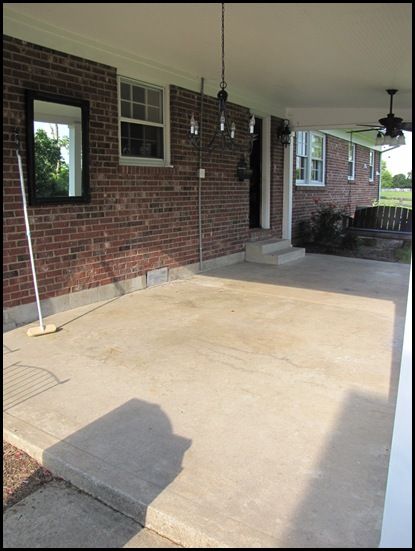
top-left (3, 2), bottom-right (412, 128)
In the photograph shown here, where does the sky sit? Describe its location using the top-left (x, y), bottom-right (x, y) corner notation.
top-left (382, 131), bottom-right (412, 176)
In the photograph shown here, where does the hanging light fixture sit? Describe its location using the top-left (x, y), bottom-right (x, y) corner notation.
top-left (375, 129), bottom-right (406, 147)
top-left (189, 3), bottom-right (256, 155)
top-left (277, 119), bottom-right (292, 147)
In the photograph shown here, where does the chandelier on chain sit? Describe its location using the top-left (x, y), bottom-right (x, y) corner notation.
top-left (188, 3), bottom-right (256, 155)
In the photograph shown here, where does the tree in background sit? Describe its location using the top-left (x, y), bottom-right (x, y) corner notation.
top-left (34, 129), bottom-right (69, 197)
top-left (392, 173), bottom-right (411, 189)
top-left (381, 160), bottom-right (393, 188)
top-left (406, 170), bottom-right (412, 188)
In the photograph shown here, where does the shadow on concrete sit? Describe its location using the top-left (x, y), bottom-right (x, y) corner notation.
top-left (200, 255), bottom-right (410, 303)
top-left (57, 296), bottom-right (122, 329)
top-left (3, 362), bottom-right (69, 412)
top-left (3, 465), bottom-right (54, 513)
top-left (40, 398), bottom-right (191, 547)
top-left (279, 389), bottom-right (394, 548)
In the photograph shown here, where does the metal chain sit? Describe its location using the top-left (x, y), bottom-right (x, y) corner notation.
top-left (220, 3), bottom-right (227, 90)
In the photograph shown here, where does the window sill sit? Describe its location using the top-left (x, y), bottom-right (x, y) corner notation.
top-left (119, 157), bottom-right (173, 168)
top-left (295, 182), bottom-right (325, 187)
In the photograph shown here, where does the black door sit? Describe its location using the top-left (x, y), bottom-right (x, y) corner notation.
top-left (249, 118), bottom-right (262, 228)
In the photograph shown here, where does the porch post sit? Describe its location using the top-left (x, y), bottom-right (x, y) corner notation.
top-left (260, 116), bottom-right (271, 229)
top-left (379, 262), bottom-right (412, 548)
top-left (282, 132), bottom-right (294, 240)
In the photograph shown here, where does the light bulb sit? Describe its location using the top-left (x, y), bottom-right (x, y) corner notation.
top-left (194, 121), bottom-right (199, 136)
top-left (397, 133), bottom-right (406, 145)
top-left (220, 112), bottom-right (225, 132)
top-left (190, 114), bottom-right (196, 135)
top-left (249, 114), bottom-right (255, 134)
top-left (375, 132), bottom-right (384, 146)
top-left (231, 122), bottom-right (236, 139)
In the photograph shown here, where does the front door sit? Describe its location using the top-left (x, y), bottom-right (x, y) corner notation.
top-left (249, 117), bottom-right (262, 228)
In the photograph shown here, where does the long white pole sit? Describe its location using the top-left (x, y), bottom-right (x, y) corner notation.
top-left (15, 137), bottom-right (45, 331)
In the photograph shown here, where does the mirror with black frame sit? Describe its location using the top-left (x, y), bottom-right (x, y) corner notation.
top-left (25, 90), bottom-right (90, 205)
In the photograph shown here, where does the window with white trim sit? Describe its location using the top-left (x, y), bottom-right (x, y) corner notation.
top-left (369, 149), bottom-right (375, 182)
top-left (295, 131), bottom-right (325, 185)
top-left (119, 77), bottom-right (168, 165)
top-left (348, 143), bottom-right (355, 181)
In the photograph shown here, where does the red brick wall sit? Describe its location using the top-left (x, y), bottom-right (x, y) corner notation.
top-left (292, 134), bottom-right (380, 241)
top-left (3, 36), bottom-right (285, 309)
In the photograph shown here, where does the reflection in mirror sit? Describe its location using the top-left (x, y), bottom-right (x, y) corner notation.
top-left (26, 91), bottom-right (89, 205)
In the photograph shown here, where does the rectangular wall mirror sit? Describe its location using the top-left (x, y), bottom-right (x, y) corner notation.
top-left (25, 90), bottom-right (90, 205)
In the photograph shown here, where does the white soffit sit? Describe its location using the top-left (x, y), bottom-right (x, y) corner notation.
top-left (3, 2), bottom-right (412, 125)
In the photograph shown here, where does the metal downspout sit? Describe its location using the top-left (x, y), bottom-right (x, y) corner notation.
top-left (198, 77), bottom-right (205, 271)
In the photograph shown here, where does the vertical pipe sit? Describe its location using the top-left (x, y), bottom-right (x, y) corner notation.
top-left (198, 78), bottom-right (205, 271)
top-left (378, 150), bottom-right (382, 202)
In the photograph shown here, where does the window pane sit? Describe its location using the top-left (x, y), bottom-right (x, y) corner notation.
top-left (296, 132), bottom-right (307, 156)
top-left (147, 89), bottom-right (161, 107)
top-left (132, 86), bottom-right (145, 103)
top-left (147, 106), bottom-right (162, 123)
top-left (296, 156), bottom-right (306, 181)
top-left (132, 103), bottom-right (145, 120)
top-left (348, 144), bottom-right (354, 162)
top-left (348, 161), bottom-right (354, 178)
top-left (311, 134), bottom-right (323, 159)
top-left (312, 159), bottom-right (323, 182)
top-left (121, 83), bottom-right (130, 100)
top-left (121, 122), bottom-right (163, 159)
top-left (121, 101), bottom-right (131, 118)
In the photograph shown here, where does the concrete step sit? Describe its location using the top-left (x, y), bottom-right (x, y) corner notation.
top-left (246, 238), bottom-right (292, 256)
top-left (246, 238), bottom-right (305, 265)
top-left (267, 246), bottom-right (306, 265)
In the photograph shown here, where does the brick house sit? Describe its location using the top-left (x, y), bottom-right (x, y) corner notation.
top-left (1, 9), bottom-right (391, 329)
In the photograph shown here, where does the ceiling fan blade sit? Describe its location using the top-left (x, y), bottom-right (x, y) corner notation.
top-left (351, 128), bottom-right (380, 133)
top-left (401, 122), bottom-right (412, 131)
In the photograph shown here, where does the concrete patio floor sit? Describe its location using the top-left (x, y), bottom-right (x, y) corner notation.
top-left (3, 254), bottom-right (410, 548)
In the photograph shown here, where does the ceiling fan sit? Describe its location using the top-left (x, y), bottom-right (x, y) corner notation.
top-left (353, 89), bottom-right (412, 146)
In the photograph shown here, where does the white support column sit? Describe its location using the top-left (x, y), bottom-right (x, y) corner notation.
top-left (69, 123), bottom-right (82, 196)
top-left (261, 116), bottom-right (271, 229)
top-left (379, 262), bottom-right (412, 548)
top-left (282, 133), bottom-right (294, 240)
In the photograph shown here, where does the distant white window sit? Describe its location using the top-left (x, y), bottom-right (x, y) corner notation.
top-left (118, 76), bottom-right (170, 166)
top-left (369, 149), bottom-right (375, 182)
top-left (295, 131), bottom-right (325, 186)
top-left (348, 143), bottom-right (355, 181)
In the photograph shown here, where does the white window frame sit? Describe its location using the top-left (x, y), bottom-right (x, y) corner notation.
top-left (348, 142), bottom-right (356, 181)
top-left (118, 76), bottom-right (171, 167)
top-left (369, 149), bottom-right (375, 182)
top-left (295, 131), bottom-right (326, 187)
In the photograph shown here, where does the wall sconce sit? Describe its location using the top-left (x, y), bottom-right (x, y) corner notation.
top-left (236, 155), bottom-right (253, 181)
top-left (278, 119), bottom-right (292, 147)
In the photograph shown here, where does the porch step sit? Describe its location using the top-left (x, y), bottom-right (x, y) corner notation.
top-left (245, 239), bottom-right (305, 265)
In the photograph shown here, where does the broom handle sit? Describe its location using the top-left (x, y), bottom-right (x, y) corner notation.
top-left (15, 137), bottom-right (45, 330)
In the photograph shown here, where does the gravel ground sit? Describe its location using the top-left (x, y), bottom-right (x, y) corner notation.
top-left (3, 441), bottom-right (55, 511)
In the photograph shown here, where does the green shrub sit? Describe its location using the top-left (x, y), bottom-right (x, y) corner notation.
top-left (395, 242), bottom-right (412, 264)
top-left (341, 232), bottom-right (361, 250)
top-left (310, 201), bottom-right (349, 248)
top-left (297, 220), bottom-right (313, 244)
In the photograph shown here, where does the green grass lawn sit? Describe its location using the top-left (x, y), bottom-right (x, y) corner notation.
top-left (377, 189), bottom-right (412, 208)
